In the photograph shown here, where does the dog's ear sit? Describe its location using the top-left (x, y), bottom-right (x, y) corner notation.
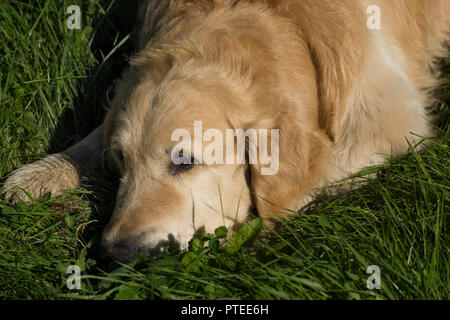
top-left (245, 113), bottom-right (331, 226)
top-left (315, 66), bottom-right (352, 143)
top-left (309, 37), bottom-right (363, 143)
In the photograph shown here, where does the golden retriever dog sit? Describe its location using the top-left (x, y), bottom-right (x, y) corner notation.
top-left (3, 0), bottom-right (449, 261)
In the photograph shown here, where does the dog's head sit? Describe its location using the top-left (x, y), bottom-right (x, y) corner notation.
top-left (100, 26), bottom-right (332, 262)
top-left (100, 61), bottom-right (254, 261)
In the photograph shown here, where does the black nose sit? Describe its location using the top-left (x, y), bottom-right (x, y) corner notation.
top-left (99, 233), bottom-right (181, 262)
top-left (99, 238), bottom-right (142, 262)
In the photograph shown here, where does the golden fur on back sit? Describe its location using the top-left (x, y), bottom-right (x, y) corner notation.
top-left (4, 0), bottom-right (449, 261)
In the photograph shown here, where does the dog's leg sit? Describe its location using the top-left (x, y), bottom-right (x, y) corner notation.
top-left (2, 124), bottom-right (107, 202)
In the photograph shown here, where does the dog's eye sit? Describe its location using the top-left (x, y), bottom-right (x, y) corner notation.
top-left (170, 150), bottom-right (195, 175)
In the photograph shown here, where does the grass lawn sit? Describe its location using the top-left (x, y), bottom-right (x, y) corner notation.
top-left (0, 0), bottom-right (448, 300)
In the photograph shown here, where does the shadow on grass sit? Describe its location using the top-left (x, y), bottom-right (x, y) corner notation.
top-left (46, 1), bottom-right (142, 262)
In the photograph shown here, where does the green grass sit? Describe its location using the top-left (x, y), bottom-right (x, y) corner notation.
top-left (0, 0), bottom-right (448, 300)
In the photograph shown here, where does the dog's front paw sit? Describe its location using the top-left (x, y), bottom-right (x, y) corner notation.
top-left (2, 154), bottom-right (80, 203)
